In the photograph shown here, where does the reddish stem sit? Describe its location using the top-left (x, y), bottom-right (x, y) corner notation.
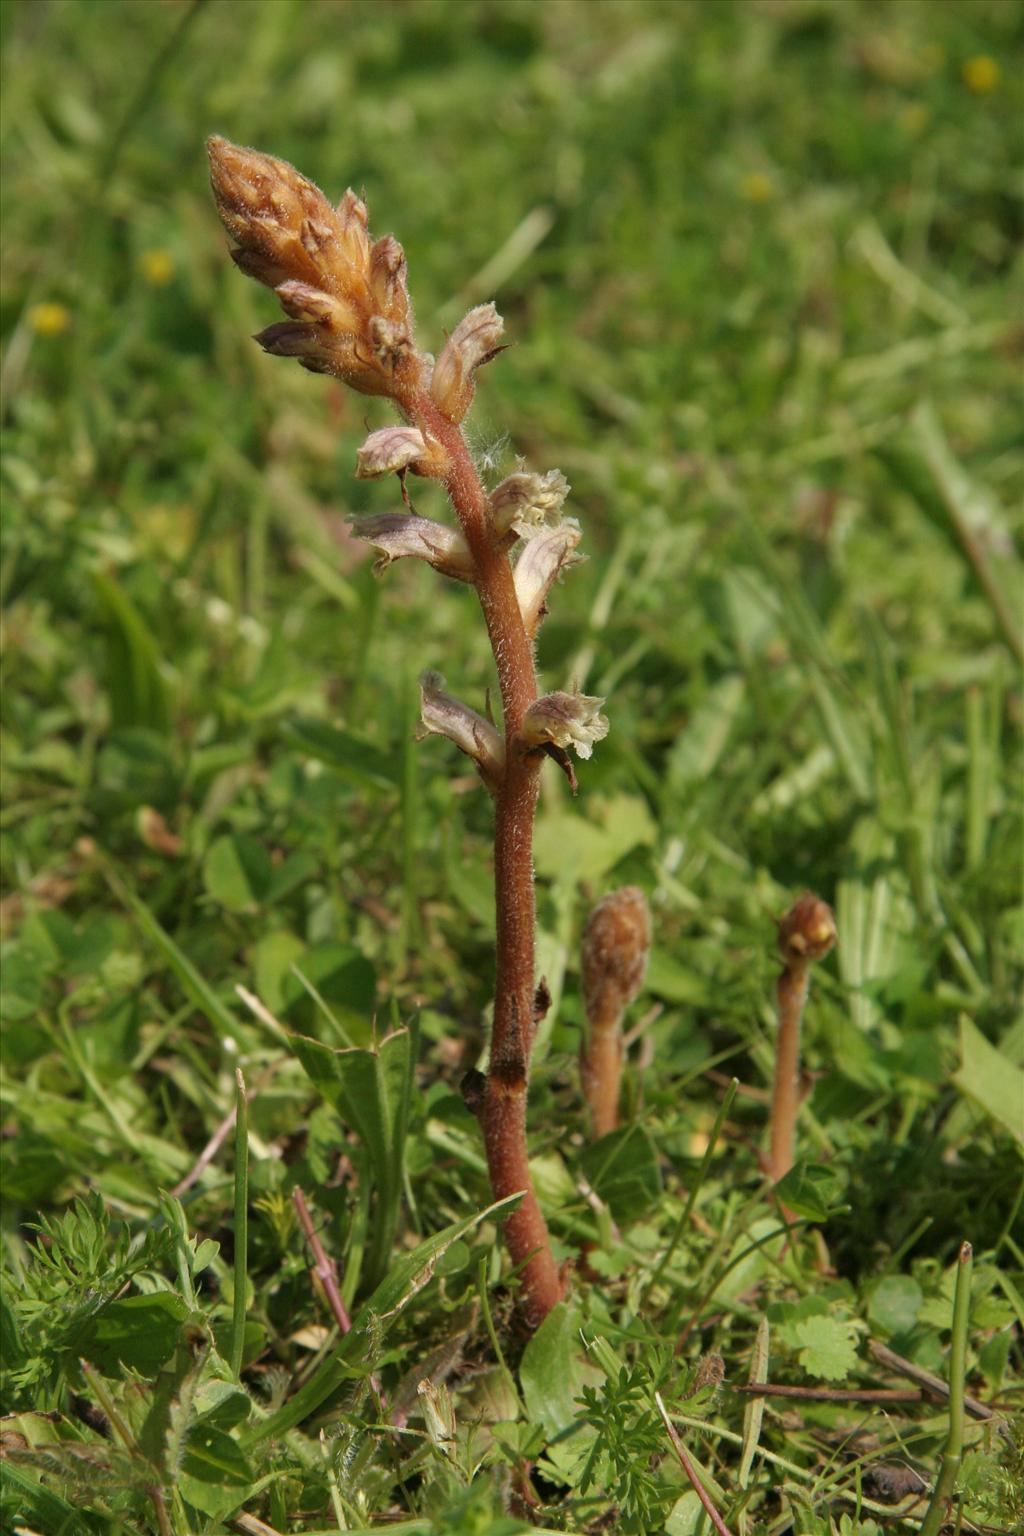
top-left (769, 959), bottom-right (809, 1186)
top-left (405, 389), bottom-right (563, 1326)
top-left (581, 1016), bottom-right (624, 1139)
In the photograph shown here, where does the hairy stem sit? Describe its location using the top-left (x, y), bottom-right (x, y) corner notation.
top-left (407, 389), bottom-right (563, 1325)
top-left (769, 960), bottom-right (809, 1185)
top-left (581, 1016), bottom-right (624, 1139)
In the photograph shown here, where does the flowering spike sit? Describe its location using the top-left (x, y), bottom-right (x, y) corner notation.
top-left (489, 469), bottom-right (570, 540)
top-left (416, 671), bottom-right (505, 792)
top-left (350, 513), bottom-right (473, 583)
top-left (513, 520), bottom-right (584, 636)
top-left (520, 690), bottom-right (609, 761)
top-left (354, 426), bottom-right (448, 481)
top-left (207, 136), bottom-right (423, 397)
top-left (429, 302), bottom-right (505, 423)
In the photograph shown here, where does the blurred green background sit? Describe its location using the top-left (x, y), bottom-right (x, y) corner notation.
top-left (2, 0), bottom-right (1022, 1240)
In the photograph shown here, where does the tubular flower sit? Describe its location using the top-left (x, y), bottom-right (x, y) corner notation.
top-left (416, 671), bottom-right (505, 792)
top-left (349, 513), bottom-right (474, 582)
top-left (520, 690), bottom-right (609, 760)
top-left (207, 136), bottom-right (423, 396)
top-left (429, 303), bottom-right (505, 423)
top-left (489, 469), bottom-right (570, 540)
top-left (354, 426), bottom-right (448, 480)
top-left (513, 519), bottom-right (584, 637)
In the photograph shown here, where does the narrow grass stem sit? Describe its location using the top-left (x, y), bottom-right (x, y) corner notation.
top-left (918, 1240), bottom-right (973, 1536)
top-left (229, 1068), bottom-right (249, 1382)
top-left (406, 387), bottom-right (562, 1327)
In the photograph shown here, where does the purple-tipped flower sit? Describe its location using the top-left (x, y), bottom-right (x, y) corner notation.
top-left (513, 520), bottom-right (583, 637)
top-left (350, 512), bottom-right (474, 582)
top-left (417, 671), bottom-right (505, 792)
top-left (429, 303), bottom-right (505, 423)
top-left (520, 690), bottom-right (609, 760)
top-left (355, 425), bottom-right (447, 480)
top-left (489, 469), bottom-right (570, 540)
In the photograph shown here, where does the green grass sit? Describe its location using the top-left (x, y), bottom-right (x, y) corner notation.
top-left (2, 0), bottom-right (1022, 1531)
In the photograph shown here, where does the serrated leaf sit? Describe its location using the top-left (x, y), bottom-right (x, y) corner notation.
top-left (794, 1315), bottom-right (859, 1381)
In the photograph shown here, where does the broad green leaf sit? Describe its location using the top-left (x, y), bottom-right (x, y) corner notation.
top-left (202, 833), bottom-right (272, 913)
top-left (953, 1016), bottom-right (1024, 1147)
top-left (773, 1161), bottom-right (844, 1222)
top-left (868, 1275), bottom-right (923, 1336)
top-left (179, 1423), bottom-right (254, 1515)
top-left (254, 929), bottom-right (306, 1014)
top-left (83, 1292), bottom-right (188, 1377)
top-left (520, 1301), bottom-right (597, 1483)
top-left (580, 1124), bottom-right (662, 1223)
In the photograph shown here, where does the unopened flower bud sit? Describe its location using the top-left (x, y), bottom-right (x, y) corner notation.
top-left (429, 302), bottom-right (505, 423)
top-left (778, 893), bottom-right (837, 968)
top-left (520, 690), bottom-right (609, 761)
top-left (355, 426), bottom-right (447, 480)
top-left (208, 136), bottom-right (424, 397)
top-left (417, 671), bottom-right (504, 792)
top-left (582, 887), bottom-right (651, 1031)
top-left (513, 520), bottom-right (583, 637)
top-left (489, 469), bottom-right (570, 539)
top-left (350, 513), bottom-right (473, 582)
top-left (368, 235), bottom-right (411, 326)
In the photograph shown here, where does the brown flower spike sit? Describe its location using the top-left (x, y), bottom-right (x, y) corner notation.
top-left (580, 887), bottom-right (651, 1138)
top-left (209, 138), bottom-right (602, 1328)
top-left (769, 892), bottom-right (837, 1189)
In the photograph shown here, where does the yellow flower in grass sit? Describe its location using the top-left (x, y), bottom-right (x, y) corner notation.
top-left (141, 248), bottom-right (175, 286)
top-left (963, 55), bottom-right (1000, 94)
top-left (741, 172), bottom-right (776, 204)
top-left (28, 301), bottom-right (71, 336)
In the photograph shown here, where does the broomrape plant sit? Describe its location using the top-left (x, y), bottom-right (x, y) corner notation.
top-left (207, 136), bottom-right (607, 1327)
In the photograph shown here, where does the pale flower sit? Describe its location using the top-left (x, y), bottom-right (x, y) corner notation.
top-left (520, 690), bottom-right (609, 760)
top-left (417, 671), bottom-right (505, 791)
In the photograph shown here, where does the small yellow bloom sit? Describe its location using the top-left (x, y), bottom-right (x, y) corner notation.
top-left (963, 55), bottom-right (1000, 94)
top-left (141, 248), bottom-right (175, 286)
top-left (28, 301), bottom-right (71, 337)
top-left (741, 172), bottom-right (776, 205)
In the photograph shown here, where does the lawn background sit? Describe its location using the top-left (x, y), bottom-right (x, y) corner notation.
top-left (2, 1), bottom-right (1022, 1532)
